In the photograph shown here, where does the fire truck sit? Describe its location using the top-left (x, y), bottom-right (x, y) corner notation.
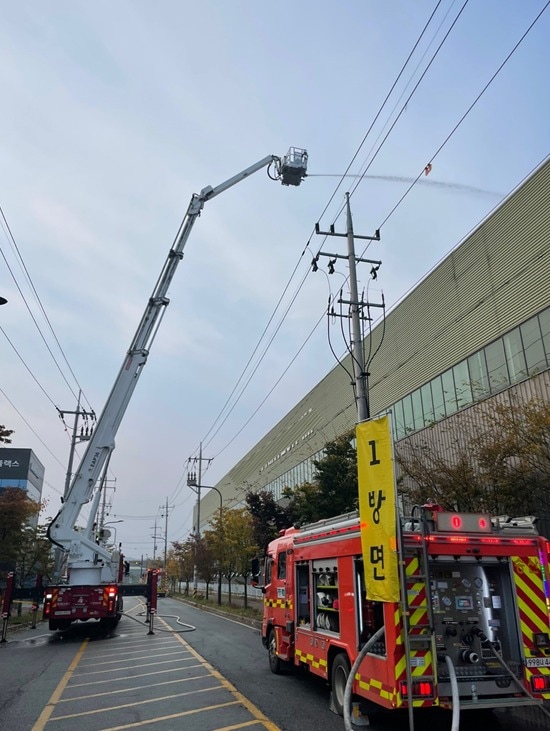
top-left (42, 148), bottom-right (308, 631)
top-left (257, 505), bottom-right (550, 718)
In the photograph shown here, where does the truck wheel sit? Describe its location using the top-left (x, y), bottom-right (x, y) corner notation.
top-left (331, 653), bottom-right (351, 716)
top-left (268, 629), bottom-right (282, 674)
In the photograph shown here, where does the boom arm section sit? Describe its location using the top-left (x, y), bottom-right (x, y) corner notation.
top-left (48, 149), bottom-right (307, 570)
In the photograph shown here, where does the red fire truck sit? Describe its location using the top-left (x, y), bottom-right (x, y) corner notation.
top-left (257, 506), bottom-right (550, 718)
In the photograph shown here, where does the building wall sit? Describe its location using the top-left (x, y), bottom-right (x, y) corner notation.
top-left (196, 159), bottom-right (550, 531)
top-left (0, 447), bottom-right (45, 504)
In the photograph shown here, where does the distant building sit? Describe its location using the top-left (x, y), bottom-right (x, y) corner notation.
top-left (0, 448), bottom-right (45, 504)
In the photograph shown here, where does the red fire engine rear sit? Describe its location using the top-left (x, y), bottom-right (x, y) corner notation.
top-left (258, 508), bottom-right (550, 718)
top-left (43, 584), bottom-right (122, 631)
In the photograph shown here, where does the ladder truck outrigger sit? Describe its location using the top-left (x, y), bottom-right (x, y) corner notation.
top-left (42, 147), bottom-right (308, 631)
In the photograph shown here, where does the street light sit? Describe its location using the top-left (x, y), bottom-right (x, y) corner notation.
top-left (187, 474), bottom-right (224, 606)
top-left (0, 296), bottom-right (7, 305)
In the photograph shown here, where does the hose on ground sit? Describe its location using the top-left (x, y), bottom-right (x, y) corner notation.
top-left (343, 626), bottom-right (385, 731)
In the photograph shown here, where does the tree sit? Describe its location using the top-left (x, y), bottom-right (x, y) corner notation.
top-left (245, 489), bottom-right (290, 551)
top-left (16, 523), bottom-right (55, 587)
top-left (283, 432), bottom-right (359, 524)
top-left (171, 538), bottom-right (195, 595)
top-left (396, 395), bottom-right (550, 522)
top-left (210, 509), bottom-right (257, 606)
top-left (0, 425), bottom-right (14, 444)
top-left (196, 534), bottom-right (217, 600)
top-left (0, 488), bottom-right (40, 569)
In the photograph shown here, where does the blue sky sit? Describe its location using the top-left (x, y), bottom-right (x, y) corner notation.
top-left (1, 1), bottom-right (548, 559)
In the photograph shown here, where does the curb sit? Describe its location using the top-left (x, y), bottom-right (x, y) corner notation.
top-left (171, 595), bottom-right (263, 630)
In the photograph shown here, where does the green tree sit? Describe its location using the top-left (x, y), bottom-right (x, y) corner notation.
top-left (196, 534), bottom-right (217, 600)
top-left (0, 488), bottom-right (40, 570)
top-left (211, 509), bottom-right (257, 605)
top-left (283, 431), bottom-right (359, 524)
top-left (245, 489), bottom-right (290, 551)
top-left (171, 538), bottom-right (195, 595)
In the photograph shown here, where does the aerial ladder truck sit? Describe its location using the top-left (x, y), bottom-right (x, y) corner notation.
top-left (42, 148), bottom-right (308, 631)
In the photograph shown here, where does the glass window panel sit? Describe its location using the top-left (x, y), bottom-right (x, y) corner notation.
top-left (393, 400), bottom-right (406, 440)
top-left (453, 360), bottom-right (473, 408)
top-left (441, 368), bottom-right (458, 415)
top-left (468, 350), bottom-right (490, 399)
top-left (421, 382), bottom-right (435, 425)
top-left (539, 308), bottom-right (550, 363)
top-left (520, 316), bottom-right (547, 374)
top-left (431, 376), bottom-right (446, 420)
top-left (485, 339), bottom-right (509, 391)
top-left (402, 395), bottom-right (414, 435)
top-left (411, 389), bottom-right (424, 430)
top-left (503, 328), bottom-right (527, 383)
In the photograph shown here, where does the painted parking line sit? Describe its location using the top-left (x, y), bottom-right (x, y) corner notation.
top-left (30, 611), bottom-right (281, 731)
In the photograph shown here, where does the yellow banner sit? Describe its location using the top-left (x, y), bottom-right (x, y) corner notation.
top-left (357, 415), bottom-right (399, 602)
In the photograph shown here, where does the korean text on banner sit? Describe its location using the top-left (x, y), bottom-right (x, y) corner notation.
top-left (357, 415), bottom-right (399, 602)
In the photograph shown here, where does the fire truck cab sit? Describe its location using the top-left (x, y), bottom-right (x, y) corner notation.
top-left (258, 508), bottom-right (550, 718)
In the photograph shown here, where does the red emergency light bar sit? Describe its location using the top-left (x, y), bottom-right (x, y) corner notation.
top-left (435, 512), bottom-right (493, 534)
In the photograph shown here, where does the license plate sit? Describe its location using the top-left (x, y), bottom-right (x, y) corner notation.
top-left (525, 657), bottom-right (550, 667)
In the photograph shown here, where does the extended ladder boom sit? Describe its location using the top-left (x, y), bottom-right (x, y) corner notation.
top-left (48, 149), bottom-right (308, 572)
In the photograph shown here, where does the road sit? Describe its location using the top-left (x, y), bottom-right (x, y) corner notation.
top-left (0, 596), bottom-right (548, 730)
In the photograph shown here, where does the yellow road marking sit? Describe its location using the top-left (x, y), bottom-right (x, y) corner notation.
top-left (100, 700), bottom-right (241, 730)
top-left (167, 617), bottom-right (282, 731)
top-left (31, 638), bottom-right (89, 731)
top-left (49, 684), bottom-right (221, 720)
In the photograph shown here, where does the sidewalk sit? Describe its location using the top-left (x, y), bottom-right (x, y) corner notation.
top-left (173, 591), bottom-right (263, 629)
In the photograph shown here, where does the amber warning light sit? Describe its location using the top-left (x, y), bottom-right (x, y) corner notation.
top-left (435, 512), bottom-right (493, 534)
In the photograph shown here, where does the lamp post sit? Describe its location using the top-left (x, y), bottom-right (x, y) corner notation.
top-left (187, 474), bottom-right (224, 606)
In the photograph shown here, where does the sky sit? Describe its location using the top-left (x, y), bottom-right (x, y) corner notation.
top-left (1, 1), bottom-right (549, 562)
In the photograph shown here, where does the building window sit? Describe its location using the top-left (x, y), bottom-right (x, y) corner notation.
top-left (402, 394), bottom-right (414, 434)
top-left (539, 307), bottom-right (550, 363)
top-left (393, 400), bottom-right (406, 440)
top-left (468, 350), bottom-right (490, 399)
top-left (411, 389), bottom-right (424, 430)
top-left (521, 316), bottom-right (547, 374)
top-left (431, 376), bottom-right (446, 420)
top-left (420, 382), bottom-right (435, 425)
top-left (441, 368), bottom-right (458, 415)
top-left (484, 339), bottom-right (509, 392)
top-left (503, 327), bottom-right (527, 383)
top-left (453, 360), bottom-right (473, 408)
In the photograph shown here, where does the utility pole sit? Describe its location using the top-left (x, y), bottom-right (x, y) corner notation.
top-left (187, 442), bottom-right (213, 596)
top-left (314, 193), bottom-right (384, 422)
top-left (163, 497), bottom-right (169, 573)
top-left (58, 391), bottom-right (96, 500)
top-left (54, 391), bottom-right (96, 578)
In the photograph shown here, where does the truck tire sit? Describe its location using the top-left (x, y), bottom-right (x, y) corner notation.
top-left (331, 652), bottom-right (351, 716)
top-left (268, 629), bottom-right (282, 674)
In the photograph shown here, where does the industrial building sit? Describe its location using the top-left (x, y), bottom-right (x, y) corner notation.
top-left (196, 158), bottom-right (550, 532)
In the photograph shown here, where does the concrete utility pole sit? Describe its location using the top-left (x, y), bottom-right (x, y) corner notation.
top-left (161, 497), bottom-right (170, 573)
top-left (54, 391), bottom-right (96, 578)
top-left (187, 442), bottom-right (213, 595)
top-left (314, 193), bottom-right (383, 423)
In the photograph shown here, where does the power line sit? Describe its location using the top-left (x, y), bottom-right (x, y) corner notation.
top-left (193, 1), bottom-right (448, 462)
top-left (0, 204), bottom-right (94, 409)
top-left (377, 0), bottom-right (550, 229)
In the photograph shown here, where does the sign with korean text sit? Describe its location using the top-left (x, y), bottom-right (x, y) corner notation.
top-left (357, 415), bottom-right (399, 602)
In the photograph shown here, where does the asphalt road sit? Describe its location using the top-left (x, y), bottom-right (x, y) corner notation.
top-left (0, 597), bottom-right (549, 731)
